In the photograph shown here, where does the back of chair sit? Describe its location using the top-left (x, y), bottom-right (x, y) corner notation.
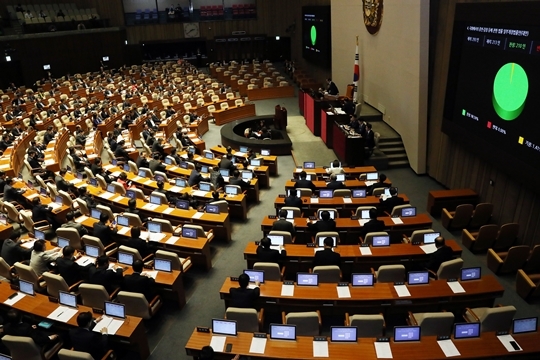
top-left (372, 188), bottom-right (386, 196)
top-left (355, 206), bottom-right (376, 217)
top-left (117, 291), bottom-right (151, 319)
top-left (154, 171), bottom-right (168, 181)
top-left (209, 200), bottom-right (228, 213)
top-left (282, 206), bottom-right (301, 218)
top-left (408, 229), bottom-right (436, 244)
top-left (96, 204), bottom-right (114, 221)
top-left (128, 161), bottom-right (138, 174)
top-left (56, 227), bottom-right (83, 250)
top-left (111, 181), bottom-right (126, 195)
top-left (333, 189), bottom-right (351, 198)
top-left (118, 245), bottom-right (143, 261)
top-left (296, 188), bottom-right (312, 197)
top-left (14, 262), bottom-right (40, 290)
top-left (225, 307), bottom-right (259, 332)
top-left (81, 235), bottom-right (105, 255)
top-left (499, 245), bottom-right (530, 273)
top-left (75, 198), bottom-right (90, 216)
top-left (414, 312), bottom-right (455, 336)
top-left (139, 167), bottom-right (153, 178)
top-left (474, 224), bottom-right (499, 251)
top-left (525, 245), bottom-right (540, 273)
top-left (151, 218), bottom-right (174, 233)
top-left (284, 311), bottom-right (320, 336)
top-left (4, 202), bottom-right (21, 223)
top-left (0, 257), bottom-right (13, 281)
top-left (437, 258), bottom-right (464, 280)
top-left (42, 271), bottom-right (69, 298)
top-left (268, 230), bottom-right (293, 244)
top-left (253, 262), bottom-right (281, 281)
top-left (313, 265), bottom-right (341, 283)
top-left (79, 284), bottom-right (110, 309)
top-left (451, 204), bottom-right (474, 228)
top-left (349, 314), bottom-right (385, 337)
top-left (129, 188), bottom-right (146, 200)
top-left (390, 205), bottom-right (413, 217)
top-left (58, 349), bottom-right (94, 360)
top-left (47, 183), bottom-right (59, 198)
top-left (123, 213), bottom-right (143, 227)
top-left (469, 203), bottom-right (493, 229)
top-left (376, 265), bottom-right (405, 283)
top-left (2, 335), bottom-right (42, 360)
top-left (96, 175), bottom-right (107, 189)
top-left (480, 306), bottom-right (516, 332)
top-left (493, 223), bottom-right (519, 251)
top-left (364, 232), bottom-right (389, 246)
top-left (183, 224), bottom-right (206, 238)
top-left (84, 167), bottom-right (94, 180)
top-left (155, 250), bottom-right (185, 271)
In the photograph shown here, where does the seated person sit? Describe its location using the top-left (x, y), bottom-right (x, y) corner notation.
top-left (256, 236), bottom-right (286, 263)
top-left (188, 164), bottom-right (205, 187)
top-left (88, 255), bottom-right (124, 294)
top-left (426, 236), bottom-right (454, 273)
top-left (218, 153), bottom-right (235, 175)
top-left (151, 138), bottom-right (166, 159)
top-left (30, 240), bottom-right (62, 277)
top-left (4, 309), bottom-right (60, 348)
top-left (359, 208), bottom-right (386, 241)
top-left (284, 189), bottom-right (303, 208)
top-left (367, 173), bottom-right (390, 196)
top-left (93, 213), bottom-right (118, 246)
top-left (229, 170), bottom-right (250, 192)
top-left (122, 259), bottom-right (157, 301)
top-left (312, 237), bottom-right (341, 268)
top-left (69, 147), bottom-right (90, 172)
top-left (31, 197), bottom-right (59, 230)
top-left (60, 211), bottom-right (88, 236)
top-left (78, 186), bottom-right (97, 209)
top-left (1, 230), bottom-right (31, 266)
top-left (307, 210), bottom-right (336, 233)
top-left (55, 168), bottom-right (71, 192)
top-left (149, 153), bottom-right (167, 173)
top-left (326, 173), bottom-right (346, 189)
top-left (69, 312), bottom-right (109, 360)
top-left (56, 246), bottom-right (90, 286)
top-left (3, 177), bottom-right (28, 202)
top-left (114, 140), bottom-right (130, 160)
top-left (378, 187), bottom-right (404, 214)
top-left (229, 273), bottom-right (260, 308)
top-left (325, 160), bottom-right (344, 175)
top-left (126, 226), bottom-right (156, 258)
top-left (125, 198), bottom-right (148, 223)
top-left (271, 209), bottom-right (296, 237)
top-left (155, 180), bottom-right (175, 203)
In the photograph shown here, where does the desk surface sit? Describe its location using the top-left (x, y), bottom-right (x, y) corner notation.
top-left (285, 179), bottom-right (390, 190)
top-left (273, 194), bottom-right (410, 208)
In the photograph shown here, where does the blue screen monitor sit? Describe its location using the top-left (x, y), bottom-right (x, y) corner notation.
top-left (394, 326), bottom-right (421, 342)
top-left (366, 172), bottom-right (379, 181)
top-left (319, 190), bottom-right (333, 198)
top-left (126, 190), bottom-right (136, 199)
top-left (219, 169), bottom-right (230, 177)
top-left (91, 208), bottom-right (101, 220)
top-left (116, 216), bottom-right (129, 227)
top-left (401, 207), bottom-right (416, 217)
top-left (34, 229), bottom-right (45, 240)
top-left (118, 252), bottom-right (134, 265)
top-left (123, 163), bottom-right (130, 172)
top-left (243, 269), bottom-right (264, 283)
top-left (19, 279), bottom-right (34, 296)
top-left (296, 273), bottom-right (318, 286)
top-left (212, 319), bottom-right (237, 336)
top-left (250, 158), bottom-right (261, 167)
top-left (199, 182), bottom-right (211, 192)
top-left (353, 189), bottom-right (366, 198)
top-left (204, 152), bottom-right (214, 160)
top-left (331, 327), bottom-right (357, 342)
top-left (182, 227), bottom-right (198, 239)
top-left (200, 165), bottom-right (209, 174)
top-left (57, 237), bottom-right (69, 248)
top-left (206, 204), bottom-right (219, 214)
top-left (85, 245), bottom-right (99, 257)
top-left (180, 162), bottom-right (189, 169)
top-left (176, 199), bottom-right (189, 209)
top-left (269, 324), bottom-right (296, 340)
top-left (188, 147), bottom-right (196, 155)
top-left (175, 178), bottom-right (186, 187)
top-left (454, 323), bottom-right (480, 339)
top-left (154, 258), bottom-right (172, 272)
top-left (147, 221), bottom-right (161, 233)
top-left (303, 161), bottom-right (315, 169)
top-left (164, 157), bottom-right (173, 165)
top-left (423, 232), bottom-right (440, 244)
top-left (89, 178), bottom-right (98, 187)
top-left (261, 149), bottom-right (270, 156)
top-left (351, 273), bottom-right (374, 286)
top-left (150, 195), bottom-right (162, 205)
top-left (372, 236), bottom-right (390, 247)
top-left (336, 174), bottom-right (346, 182)
top-left (241, 171), bottom-right (253, 180)
top-left (138, 170), bottom-right (147, 178)
top-left (239, 146), bottom-right (248, 152)
top-left (461, 267), bottom-right (481, 281)
top-left (408, 271), bottom-right (430, 285)
top-left (225, 185), bottom-right (238, 195)
top-left (513, 317), bottom-right (538, 334)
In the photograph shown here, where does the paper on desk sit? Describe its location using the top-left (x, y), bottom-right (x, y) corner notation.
top-left (192, 190), bottom-right (208, 197)
top-left (249, 336), bottom-right (267, 354)
top-left (0, 164), bottom-right (9, 170)
top-left (142, 271), bottom-right (158, 279)
top-left (286, 219), bottom-right (295, 224)
top-left (76, 256), bottom-right (94, 266)
top-left (295, 168), bottom-right (302, 173)
top-left (313, 341), bottom-right (329, 357)
top-left (310, 197), bottom-right (319, 204)
top-left (420, 244), bottom-right (437, 254)
top-left (168, 186), bottom-right (182, 192)
top-left (209, 336), bottom-right (226, 352)
top-left (192, 212), bottom-right (204, 219)
top-left (132, 176), bottom-right (143, 182)
top-left (358, 219), bottom-right (369, 226)
top-left (99, 192), bottom-right (115, 199)
top-left (117, 227), bottom-right (131, 235)
top-left (337, 286), bottom-right (351, 298)
top-left (360, 246), bottom-right (372, 256)
top-left (162, 207), bottom-right (175, 214)
top-left (44, 159), bottom-right (55, 165)
top-left (110, 171), bottom-right (121, 178)
top-left (498, 334), bottom-right (522, 352)
top-left (94, 315), bottom-right (124, 335)
top-left (103, 164), bottom-right (115, 170)
top-left (21, 240), bottom-right (37, 249)
top-left (374, 342), bottom-right (393, 359)
top-left (69, 178), bottom-right (82, 184)
top-left (149, 233), bottom-right (166, 242)
top-left (144, 180), bottom-right (154, 185)
top-left (342, 197), bottom-right (352, 204)
top-left (365, 181), bottom-right (376, 187)
top-left (394, 285), bottom-right (411, 297)
top-left (143, 203), bottom-right (159, 210)
top-left (281, 284), bottom-right (294, 296)
top-left (47, 306), bottom-right (78, 323)
top-left (235, 152), bottom-right (246, 157)
top-left (75, 215), bottom-right (89, 223)
top-left (314, 248), bottom-right (325, 254)
top-left (447, 281), bottom-right (465, 293)
top-left (4, 292), bottom-right (25, 306)
top-left (391, 217), bottom-right (404, 225)
top-left (437, 339), bottom-right (461, 357)
top-left (27, 193), bottom-right (39, 199)
top-left (48, 202), bottom-right (62, 210)
top-left (166, 236), bottom-right (179, 244)
top-left (111, 195), bottom-right (125, 202)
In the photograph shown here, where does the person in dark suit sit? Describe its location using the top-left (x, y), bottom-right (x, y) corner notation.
top-left (229, 170), bottom-right (250, 192)
top-left (55, 168), bottom-right (71, 192)
top-left (367, 173), bottom-right (390, 196)
top-left (60, 212), bottom-right (88, 236)
top-left (125, 199), bottom-right (148, 223)
top-left (93, 213), bottom-right (118, 246)
top-left (313, 237), bottom-right (341, 268)
top-left (229, 273), bottom-right (260, 308)
top-left (43, 126), bottom-right (55, 145)
top-left (426, 237), bottom-right (454, 273)
top-left (4, 309), bottom-right (60, 347)
top-left (271, 209), bottom-right (296, 237)
top-left (126, 227), bottom-right (155, 259)
top-left (151, 138), bottom-right (166, 158)
top-left (3, 177), bottom-right (28, 202)
top-left (359, 208), bottom-right (386, 241)
top-left (31, 197), bottom-right (59, 230)
top-left (365, 123), bottom-right (375, 157)
top-left (88, 255), bottom-right (124, 294)
top-left (294, 171), bottom-right (316, 193)
top-left (78, 186), bottom-right (97, 209)
top-left (188, 164), bottom-right (205, 187)
top-left (307, 210), bottom-right (336, 233)
top-left (69, 312), bottom-right (109, 360)
top-left (114, 140), bottom-right (130, 160)
top-left (326, 174), bottom-right (346, 189)
top-left (0, 170), bottom-right (6, 193)
top-left (256, 237), bottom-right (286, 263)
top-left (218, 153), bottom-right (235, 175)
top-left (284, 190), bottom-right (303, 208)
top-left (326, 78), bottom-right (339, 95)
top-left (1, 230), bottom-right (31, 266)
top-left (378, 187), bottom-right (404, 214)
top-left (56, 246), bottom-right (90, 286)
top-left (136, 152), bottom-right (150, 169)
top-left (122, 259), bottom-right (156, 301)
top-left (149, 153), bottom-right (166, 173)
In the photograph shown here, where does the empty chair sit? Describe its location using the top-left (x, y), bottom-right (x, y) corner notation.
top-left (468, 203), bottom-right (493, 229)
top-left (81, 235), bottom-right (117, 257)
top-left (14, 262), bottom-right (47, 293)
top-left (403, 229), bottom-right (436, 244)
top-left (463, 305), bottom-right (516, 332)
top-left (524, 245), bottom-right (540, 273)
top-left (150, 218), bottom-right (174, 233)
top-left (0, 257), bottom-right (15, 282)
top-left (253, 262), bottom-right (284, 281)
top-left (363, 231), bottom-right (389, 245)
top-left (235, 99), bottom-right (243, 107)
top-left (128, 187), bottom-right (146, 200)
top-left (79, 283), bottom-right (118, 309)
top-left (138, 167), bottom-right (153, 178)
top-left (58, 348), bottom-right (114, 360)
top-left (95, 175), bottom-right (107, 189)
top-left (56, 227), bottom-right (83, 250)
top-left (209, 200), bottom-right (228, 213)
top-left (282, 311), bottom-right (321, 336)
top-left (312, 265), bottom-right (341, 283)
top-left (118, 245), bottom-right (153, 264)
top-left (462, 224), bottom-right (498, 252)
top-left (122, 213), bottom-right (143, 227)
top-left (220, 102), bottom-right (229, 110)
top-left (2, 335), bottom-right (63, 360)
top-left (225, 307), bottom-right (263, 332)
top-left (155, 250), bottom-right (192, 273)
top-left (372, 264), bottom-right (405, 283)
top-left (441, 204), bottom-right (474, 230)
top-left (487, 245), bottom-right (530, 274)
top-left (75, 199), bottom-right (90, 216)
top-left (431, 258), bottom-right (463, 280)
top-left (226, 92), bottom-right (235, 100)
top-left (116, 291), bottom-right (162, 320)
top-left (268, 230), bottom-right (294, 244)
top-left (372, 187), bottom-right (386, 197)
top-left (516, 270), bottom-right (540, 300)
top-left (96, 205), bottom-right (115, 221)
top-left (345, 313), bottom-right (385, 337)
top-left (111, 181), bottom-right (126, 195)
top-left (492, 223), bottom-right (519, 251)
top-left (390, 205), bottom-right (414, 217)
top-left (333, 189), bottom-right (351, 198)
top-left (407, 311), bottom-right (455, 336)
top-left (42, 271), bottom-right (80, 298)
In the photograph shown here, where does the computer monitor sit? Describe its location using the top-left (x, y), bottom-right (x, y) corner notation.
top-left (287, 189), bottom-right (301, 198)
top-left (59, 290), bottom-right (77, 308)
top-left (55, 195), bottom-right (63, 204)
top-left (285, 210), bottom-right (295, 219)
top-left (180, 162), bottom-right (189, 169)
top-left (372, 235), bottom-right (390, 247)
top-left (0, 353), bottom-right (12, 360)
top-left (512, 317), bottom-right (538, 334)
top-left (107, 184), bottom-right (116, 194)
top-left (147, 221), bottom-right (161, 233)
top-left (105, 301), bottom-right (125, 319)
top-left (336, 174), bottom-right (346, 182)
top-left (85, 245), bottom-right (99, 257)
top-left (116, 216), bottom-right (129, 227)
top-left (407, 271), bottom-right (430, 285)
top-left (212, 319), bottom-right (237, 336)
top-left (57, 237), bottom-right (69, 249)
top-left (200, 165), bottom-right (209, 174)
top-left (241, 171), bottom-right (253, 180)
top-left (261, 149), bottom-right (270, 156)
top-left (91, 208), bottom-right (101, 220)
top-left (123, 163), bottom-right (130, 172)
top-left (154, 258), bottom-right (172, 272)
top-left (199, 182), bottom-right (211, 192)
top-left (149, 195), bottom-right (162, 205)
top-left (231, 156), bottom-right (237, 164)
top-left (89, 178), bottom-right (98, 187)
top-left (317, 236), bottom-right (337, 247)
top-left (366, 172), bottom-right (379, 181)
top-left (243, 269), bottom-right (265, 283)
top-left (267, 235), bottom-right (284, 246)
top-left (250, 158), bottom-right (262, 167)
top-left (138, 170), bottom-right (147, 178)
top-left (204, 152), bottom-right (214, 160)
top-left (206, 204), bottom-right (219, 214)
top-left (39, 187), bottom-right (47, 196)
top-left (239, 146), bottom-right (248, 152)
top-left (269, 324), bottom-right (296, 340)
top-left (111, 159), bottom-right (118, 166)
top-left (319, 189), bottom-right (333, 198)
top-left (305, 174), bottom-right (313, 181)
top-left (19, 279), bottom-right (34, 296)
top-left (155, 175), bottom-right (165, 182)
top-left (164, 157), bottom-right (173, 165)
top-left (423, 232), bottom-right (440, 244)
top-left (460, 267), bottom-right (481, 281)
top-left (118, 252), bottom-right (134, 265)
top-left (102, 56), bottom-right (109, 62)
top-left (296, 273), bottom-right (319, 286)
top-left (351, 273), bottom-right (374, 286)
top-left (401, 207), bottom-right (416, 217)
top-left (188, 147), bottom-right (196, 155)
top-left (393, 326), bottom-right (421, 342)
top-left (219, 169), bottom-right (230, 177)
top-left (317, 209), bottom-right (336, 219)
top-left (453, 323), bottom-right (480, 339)
top-left (26, 181), bottom-right (33, 189)
top-left (384, 187), bottom-right (398, 196)
top-left (34, 229), bottom-right (45, 240)
top-left (126, 190), bottom-right (136, 199)
top-left (352, 189), bottom-right (366, 198)
top-left (175, 178), bottom-right (186, 187)
top-left (331, 327), bottom-right (357, 342)
top-left (176, 199), bottom-right (189, 209)
top-left (77, 172), bottom-right (84, 180)
top-left (225, 185), bottom-right (238, 195)
top-left (182, 227), bottom-right (198, 239)
top-left (303, 161), bottom-right (315, 169)
top-left (360, 209), bottom-right (371, 219)
top-left (0, 214), bottom-right (6, 225)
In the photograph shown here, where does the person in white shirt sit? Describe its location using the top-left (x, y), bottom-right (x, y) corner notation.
top-left (325, 160), bottom-right (344, 175)
top-left (30, 240), bottom-right (61, 276)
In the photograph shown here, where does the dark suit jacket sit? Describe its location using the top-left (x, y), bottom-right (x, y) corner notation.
top-left (359, 219), bottom-right (386, 240)
top-left (60, 221), bottom-right (88, 237)
top-left (4, 322), bottom-right (51, 347)
top-left (284, 196), bottom-right (303, 208)
top-left (294, 179), bottom-right (316, 192)
top-left (379, 196), bottom-right (405, 214)
top-left (126, 237), bottom-right (155, 258)
top-left (256, 246), bottom-right (286, 263)
top-left (88, 266), bottom-right (123, 294)
top-left (149, 159), bottom-right (166, 173)
top-left (229, 287), bottom-right (260, 308)
top-left (122, 272), bottom-right (156, 301)
top-left (69, 327), bottom-right (108, 360)
top-left (313, 248), bottom-right (341, 268)
top-left (367, 182), bottom-right (390, 196)
top-left (32, 204), bottom-right (52, 223)
top-left (365, 130), bottom-right (375, 149)
top-left (1, 239), bottom-right (31, 266)
top-left (4, 184), bottom-right (24, 202)
top-left (426, 246), bottom-right (454, 273)
top-left (230, 177), bottom-right (249, 191)
top-left (152, 142), bottom-right (165, 157)
top-left (326, 180), bottom-right (345, 189)
top-left (136, 156), bottom-right (150, 169)
top-left (307, 219), bottom-right (336, 233)
top-left (56, 256), bottom-right (88, 286)
top-left (218, 158), bottom-right (235, 174)
top-left (55, 175), bottom-right (70, 192)
top-left (93, 222), bottom-right (117, 246)
top-left (271, 219), bottom-right (296, 237)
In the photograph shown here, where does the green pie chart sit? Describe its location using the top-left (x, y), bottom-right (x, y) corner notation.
top-left (492, 63), bottom-right (528, 121)
top-left (310, 25), bottom-right (317, 46)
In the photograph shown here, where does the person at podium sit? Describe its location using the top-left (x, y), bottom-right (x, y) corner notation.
top-left (325, 78), bottom-right (339, 96)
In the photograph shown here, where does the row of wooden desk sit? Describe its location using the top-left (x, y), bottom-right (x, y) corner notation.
top-left (210, 145), bottom-right (278, 176)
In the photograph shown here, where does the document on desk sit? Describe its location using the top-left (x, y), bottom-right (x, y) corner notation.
top-left (117, 227), bottom-right (131, 235)
top-left (76, 256), bottom-right (94, 266)
top-left (447, 281), bottom-right (465, 293)
top-left (47, 306), bottom-right (78, 323)
top-left (337, 286), bottom-right (351, 298)
top-left (281, 284), bottom-right (294, 296)
top-left (498, 334), bottom-right (522, 352)
top-left (342, 197), bottom-right (352, 204)
top-left (148, 233), bottom-right (166, 242)
top-left (168, 166), bottom-right (179, 171)
top-left (4, 292), bottom-right (25, 306)
top-left (358, 219), bottom-right (369, 226)
top-left (420, 244), bottom-right (437, 254)
top-left (111, 195), bottom-right (125, 202)
top-left (103, 164), bottom-right (115, 170)
top-left (110, 171), bottom-right (121, 178)
top-left (374, 342), bottom-right (393, 358)
top-left (142, 270), bottom-right (158, 279)
top-left (143, 203), bottom-right (159, 210)
top-left (93, 315), bottom-right (124, 335)
top-left (192, 212), bottom-right (204, 219)
top-left (168, 186), bottom-right (182, 193)
top-left (166, 236), bottom-right (179, 244)
top-left (75, 215), bottom-right (89, 223)
top-left (394, 285), bottom-right (411, 297)
top-left (209, 336), bottom-right (226, 352)
top-left (437, 339), bottom-right (461, 357)
top-left (313, 341), bottom-right (329, 357)
top-left (192, 190), bottom-right (208, 197)
top-left (144, 179), bottom-right (154, 185)
top-left (249, 337), bottom-right (267, 354)
top-left (99, 192), bottom-right (115, 199)
top-left (310, 198), bottom-right (319, 203)
top-left (21, 240), bottom-right (37, 249)
top-left (132, 176), bottom-right (143, 182)
top-left (365, 181), bottom-right (376, 187)
top-left (69, 178), bottom-right (82, 184)
top-left (27, 193), bottom-right (39, 199)
top-left (162, 207), bottom-right (175, 214)
top-left (391, 217), bottom-right (404, 225)
top-left (360, 246), bottom-right (372, 256)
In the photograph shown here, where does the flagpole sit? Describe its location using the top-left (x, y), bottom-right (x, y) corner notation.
top-left (353, 36), bottom-right (359, 104)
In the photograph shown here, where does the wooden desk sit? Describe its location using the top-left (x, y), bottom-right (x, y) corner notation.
top-left (284, 179), bottom-right (391, 191)
top-left (186, 330), bottom-right (540, 360)
top-left (213, 103), bottom-right (256, 125)
top-left (247, 86), bottom-right (295, 100)
top-left (333, 121), bottom-right (365, 167)
top-left (427, 189), bottom-right (479, 216)
top-left (210, 145), bottom-right (279, 176)
top-left (293, 166), bottom-right (378, 178)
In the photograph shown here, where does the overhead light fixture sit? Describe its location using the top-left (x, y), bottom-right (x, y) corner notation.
top-left (275, 36), bottom-right (280, 40)
top-left (5, 56), bottom-right (11, 62)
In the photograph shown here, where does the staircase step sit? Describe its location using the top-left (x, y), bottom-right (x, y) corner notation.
top-left (386, 153), bottom-right (408, 160)
top-left (388, 160), bottom-right (410, 168)
top-left (380, 147), bottom-right (405, 154)
top-left (378, 139), bottom-right (403, 146)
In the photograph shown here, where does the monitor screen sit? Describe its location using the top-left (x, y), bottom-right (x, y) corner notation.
top-left (296, 273), bottom-right (319, 286)
top-left (241, 171), bottom-right (253, 180)
top-left (317, 209), bottom-right (335, 219)
top-left (353, 189), bottom-right (366, 198)
top-left (182, 227), bottom-right (197, 239)
top-left (303, 161), bottom-right (315, 169)
top-left (219, 169), bottom-right (230, 177)
top-left (212, 319), bottom-right (237, 336)
top-left (305, 174), bottom-right (313, 181)
top-left (111, 159), bottom-right (118, 166)
top-left (270, 324), bottom-right (296, 340)
top-left (147, 221), bottom-right (161, 233)
top-left (150, 195), bottom-right (162, 205)
top-left (199, 182), bottom-right (211, 192)
top-left (91, 208), bottom-right (101, 220)
top-left (394, 326), bottom-right (421, 342)
top-left (351, 273), bottom-right (374, 286)
top-left (239, 146), bottom-right (248, 152)
top-left (408, 271), bottom-right (430, 285)
top-left (164, 157), bottom-right (173, 165)
top-left (123, 163), bottom-right (130, 171)
top-left (0, 353), bottom-right (11, 360)
top-left (360, 209), bottom-right (371, 219)
top-left (200, 166), bottom-right (209, 174)
top-left (461, 267), bottom-right (481, 281)
top-left (40, 187), bottom-right (47, 196)
top-left (77, 172), bottom-right (84, 180)
top-left (57, 237), bottom-right (69, 248)
top-left (261, 149), bottom-right (270, 156)
top-left (372, 235), bottom-right (390, 247)
top-left (243, 269), bottom-right (265, 283)
top-left (302, 5), bottom-right (331, 68)
top-left (250, 159), bottom-right (262, 167)
top-left (102, 56), bottom-right (109, 62)
top-left (188, 147), bottom-right (196, 155)
top-left (117, 216), bottom-right (129, 227)
top-left (175, 178), bottom-right (186, 187)
top-left (319, 190), bottom-right (333, 198)
top-left (118, 252), bottom-right (134, 265)
top-left (317, 236), bottom-right (337, 247)
top-left (513, 317), bottom-right (538, 334)
top-left (106, 185), bottom-right (116, 194)
top-left (0, 214), bottom-right (6, 225)
top-left (225, 185), bottom-right (238, 195)
top-left (138, 170), bottom-right (147, 178)
top-left (401, 207), bottom-right (416, 217)
top-left (126, 190), bottom-right (136, 199)
top-left (155, 175), bottom-right (165, 182)
top-left (454, 323), bottom-right (480, 339)
top-left (19, 279), bottom-right (34, 296)
top-left (89, 178), bottom-right (98, 187)
top-left (206, 204), bottom-right (219, 214)
top-left (55, 195), bottom-right (63, 204)
top-left (331, 327), bottom-right (357, 342)
top-left (423, 232), bottom-right (440, 244)
top-left (34, 229), bottom-right (45, 240)
top-left (287, 189), bottom-right (301, 198)
top-left (267, 235), bottom-right (284, 246)
top-left (204, 152), bottom-right (214, 160)
top-left (105, 301), bottom-right (125, 318)
top-left (154, 258), bottom-right (172, 272)
top-left (85, 245), bottom-right (99, 257)
top-left (180, 162), bottom-right (189, 169)
top-left (366, 172), bottom-right (379, 181)
top-left (59, 290), bottom-right (77, 307)
top-left (176, 199), bottom-right (189, 209)
top-left (43, 64), bottom-right (51, 70)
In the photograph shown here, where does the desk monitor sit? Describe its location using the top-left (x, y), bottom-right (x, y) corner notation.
top-left (164, 157), bottom-right (173, 165)
top-left (243, 269), bottom-right (265, 283)
top-left (138, 170), bottom-right (147, 178)
top-left (204, 152), bottom-right (214, 160)
top-left (268, 235), bottom-right (284, 246)
top-left (261, 149), bottom-right (270, 156)
top-left (43, 64), bottom-right (51, 70)
top-left (319, 189), bottom-right (333, 198)
top-left (513, 317), bottom-right (538, 334)
top-left (239, 146), bottom-right (248, 153)
top-left (241, 171), bottom-right (253, 180)
top-left (231, 156), bottom-right (237, 164)
top-left (19, 279), bottom-right (34, 296)
top-left (0, 354), bottom-right (11, 360)
top-left (219, 169), bottom-right (230, 177)
top-left (89, 178), bottom-right (98, 187)
top-left (460, 267), bottom-right (481, 281)
top-left (287, 189), bottom-right (301, 198)
top-left (360, 210), bottom-right (371, 219)
top-left (317, 209), bottom-right (336, 219)
top-left (352, 189), bottom-right (366, 198)
top-left (57, 237), bottom-right (69, 249)
top-left (408, 271), bottom-right (429, 285)
top-left (384, 187), bottom-right (397, 196)
top-left (26, 181), bottom-right (34, 189)
top-left (296, 273), bottom-right (319, 286)
top-left (366, 172), bottom-right (379, 181)
top-left (305, 174), bottom-right (314, 181)
top-left (107, 184), bottom-right (116, 194)
top-left (59, 290), bottom-right (77, 308)
top-left (102, 56), bottom-right (109, 62)
top-left (123, 163), bottom-right (130, 172)
top-left (331, 326), bottom-right (357, 342)
top-left (77, 172), bottom-right (84, 180)
top-left (154, 258), bottom-right (172, 272)
top-left (336, 174), bottom-right (346, 182)
top-left (175, 178), bottom-right (187, 187)
top-left (317, 236), bottom-right (337, 247)
top-left (188, 147), bottom-right (196, 155)
top-left (200, 165), bottom-right (209, 174)
top-left (225, 185), bottom-right (238, 195)
top-left (117, 215), bottom-right (129, 227)
top-left (118, 252), bottom-right (134, 265)
top-left (206, 204), bottom-right (220, 214)
top-left (453, 323), bottom-right (480, 339)
top-left (111, 159), bottom-right (118, 166)
top-left (401, 207), bottom-right (416, 217)
top-left (85, 245), bottom-right (99, 258)
top-left (105, 301), bottom-right (125, 319)
top-left (147, 221), bottom-right (161, 233)
top-left (91, 208), bottom-right (101, 220)
top-left (55, 195), bottom-right (63, 204)
top-left (0, 214), bottom-right (7, 225)
top-left (176, 199), bottom-right (189, 209)
top-left (199, 182), bottom-right (212, 192)
top-left (34, 229), bottom-right (46, 240)
top-left (250, 158), bottom-right (262, 167)
top-left (212, 319), bottom-right (237, 336)
top-left (126, 190), bottom-right (136, 200)
top-left (149, 195), bottom-right (162, 205)
top-left (286, 210), bottom-right (295, 219)
top-left (393, 326), bottom-right (421, 342)
top-left (154, 175), bottom-right (165, 182)
top-left (270, 324), bottom-right (296, 340)
top-left (182, 227), bottom-right (198, 239)
top-left (372, 235), bottom-right (390, 247)
top-left (303, 161), bottom-right (315, 169)
top-left (180, 162), bottom-right (189, 169)
top-left (423, 232), bottom-right (440, 244)
top-left (39, 187), bottom-right (47, 196)
top-left (351, 273), bottom-right (374, 286)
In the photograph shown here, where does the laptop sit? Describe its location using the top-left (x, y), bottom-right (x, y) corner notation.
top-left (107, 184), bottom-right (116, 194)
top-left (284, 209), bottom-right (294, 219)
top-left (317, 236), bottom-right (337, 247)
top-left (366, 172), bottom-right (379, 181)
top-left (351, 273), bottom-right (374, 286)
top-left (384, 187), bottom-right (398, 196)
top-left (296, 273), bottom-right (319, 286)
top-left (219, 169), bottom-right (230, 177)
top-left (269, 324), bottom-right (296, 340)
top-left (225, 185), bottom-right (238, 195)
top-left (200, 165), bottom-right (209, 174)
top-left (243, 269), bottom-right (265, 283)
top-left (123, 163), bottom-right (131, 172)
top-left (148, 221), bottom-right (161, 233)
top-left (319, 189), bottom-right (333, 198)
top-left (176, 199), bottom-right (190, 209)
top-left (138, 170), bottom-right (147, 178)
top-left (460, 267), bottom-right (481, 281)
top-left (182, 227), bottom-right (198, 239)
top-left (204, 152), bottom-right (214, 160)
top-left (239, 146), bottom-right (248, 153)
top-left (188, 147), bottom-right (196, 155)
top-left (118, 252), bottom-right (134, 265)
top-left (372, 235), bottom-right (390, 247)
top-left (352, 189), bottom-right (366, 198)
top-left (85, 245), bottom-right (99, 258)
top-left (206, 204), bottom-right (220, 214)
top-left (331, 326), bottom-right (357, 342)
top-left (199, 182), bottom-right (212, 192)
top-left (241, 171), bottom-right (253, 180)
top-left (360, 210), bottom-right (371, 219)
top-left (287, 189), bottom-right (301, 198)
top-left (401, 207), bottom-right (416, 217)
top-left (34, 229), bottom-right (46, 240)
top-left (117, 215), bottom-right (129, 227)
top-left (105, 301), bottom-right (126, 319)
top-left (336, 174), bottom-right (346, 182)
top-left (59, 290), bottom-right (77, 308)
top-left (317, 209), bottom-right (336, 219)
top-left (394, 326), bottom-right (421, 342)
top-left (91, 208), bottom-right (101, 220)
top-left (55, 195), bottom-right (63, 205)
top-left (408, 271), bottom-right (430, 285)
top-left (89, 178), bottom-right (98, 187)
top-left (155, 175), bottom-right (165, 182)
top-left (512, 317), bottom-right (538, 334)
top-left (250, 159), bottom-right (262, 167)
top-left (453, 323), bottom-right (480, 339)
top-left (423, 232), bottom-right (440, 244)
top-left (261, 149), bottom-right (270, 156)
top-left (19, 279), bottom-right (35, 296)
top-left (303, 161), bottom-right (315, 169)
top-left (125, 190), bottom-right (136, 200)
top-left (180, 162), bottom-right (189, 169)
top-left (57, 237), bottom-right (70, 249)
top-left (149, 195), bottom-right (162, 205)
top-left (268, 235), bottom-right (284, 246)
top-left (212, 319), bottom-right (237, 336)
top-left (154, 258), bottom-right (172, 272)
top-left (175, 178), bottom-right (187, 187)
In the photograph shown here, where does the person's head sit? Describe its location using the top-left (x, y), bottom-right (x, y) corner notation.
top-left (260, 237), bottom-right (271, 249)
top-left (389, 187), bottom-right (398, 196)
top-left (323, 237), bottom-right (334, 248)
top-left (95, 157), bottom-right (102, 166)
top-left (97, 255), bottom-right (109, 267)
top-left (332, 160), bottom-right (340, 168)
top-left (32, 197), bottom-right (41, 206)
top-left (367, 123), bottom-right (372, 131)
top-left (320, 210), bottom-right (330, 221)
top-left (232, 170), bottom-right (240, 178)
top-left (0, 170), bottom-right (5, 179)
top-left (63, 245), bottom-right (75, 258)
top-left (199, 346), bottom-right (215, 360)
top-left (153, 153), bottom-right (160, 160)
top-left (119, 172), bottom-right (127, 181)
top-left (131, 226), bottom-right (141, 239)
top-left (99, 213), bottom-right (109, 224)
top-left (132, 259), bottom-right (144, 273)
top-left (128, 198), bottom-right (136, 209)
top-left (379, 173), bottom-right (387, 182)
top-left (327, 78), bottom-right (332, 83)
top-left (226, 146), bottom-right (232, 154)
top-left (157, 180), bottom-right (164, 190)
top-left (5, 177), bottom-right (12, 185)
top-left (299, 170), bottom-right (307, 179)
top-left (211, 191), bottom-right (220, 200)
top-left (33, 239), bottom-right (46, 252)
top-left (330, 174), bottom-right (337, 181)
top-left (6, 309), bottom-right (22, 325)
top-left (65, 212), bottom-right (76, 222)
top-left (79, 187), bottom-right (87, 196)
top-left (226, 153), bottom-right (232, 160)
top-left (369, 208), bottom-right (378, 220)
top-left (435, 236), bottom-right (445, 248)
top-left (59, 168), bottom-right (67, 176)
top-left (278, 209), bottom-right (288, 219)
top-left (76, 311), bottom-right (93, 328)
top-left (9, 230), bottom-right (21, 241)
top-left (289, 189), bottom-right (297, 198)
top-left (238, 273), bottom-right (250, 288)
